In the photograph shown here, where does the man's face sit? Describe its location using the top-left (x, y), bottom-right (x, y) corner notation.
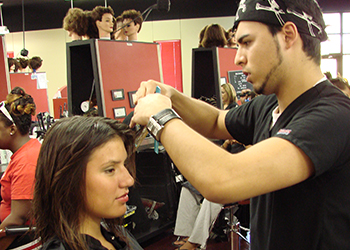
top-left (234, 21), bottom-right (284, 95)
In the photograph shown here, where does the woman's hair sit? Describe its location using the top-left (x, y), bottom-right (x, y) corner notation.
top-left (18, 58), bottom-right (29, 70)
top-left (29, 56), bottom-right (43, 71)
top-left (222, 83), bottom-right (237, 104)
top-left (121, 9), bottom-right (143, 32)
top-left (62, 7), bottom-right (88, 37)
top-left (1, 87), bottom-right (36, 135)
top-left (32, 116), bottom-right (136, 250)
top-left (200, 24), bottom-right (227, 48)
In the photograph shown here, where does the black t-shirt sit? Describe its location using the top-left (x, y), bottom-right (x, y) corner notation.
top-left (225, 80), bottom-right (350, 249)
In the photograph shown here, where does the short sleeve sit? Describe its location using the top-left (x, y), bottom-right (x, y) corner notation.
top-left (273, 98), bottom-right (350, 176)
top-left (11, 163), bottom-right (36, 200)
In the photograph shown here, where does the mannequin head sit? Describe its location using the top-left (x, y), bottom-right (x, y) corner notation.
top-left (121, 9), bottom-right (143, 41)
top-left (8, 58), bottom-right (19, 73)
top-left (29, 56), bottom-right (43, 72)
top-left (112, 16), bottom-right (127, 40)
top-left (84, 10), bottom-right (99, 39)
top-left (91, 6), bottom-right (115, 39)
top-left (18, 57), bottom-right (29, 72)
top-left (63, 8), bottom-right (88, 40)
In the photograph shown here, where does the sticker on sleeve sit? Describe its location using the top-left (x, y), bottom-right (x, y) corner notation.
top-left (277, 129), bottom-right (292, 135)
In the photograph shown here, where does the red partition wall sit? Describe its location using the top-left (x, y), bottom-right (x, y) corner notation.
top-left (10, 73), bottom-right (50, 113)
top-left (96, 40), bottom-right (162, 120)
top-left (0, 36), bottom-right (10, 101)
top-left (155, 40), bottom-right (183, 92)
top-left (217, 47), bottom-right (241, 83)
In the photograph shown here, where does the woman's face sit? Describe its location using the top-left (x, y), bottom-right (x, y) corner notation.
top-left (221, 87), bottom-right (228, 104)
top-left (84, 136), bottom-right (134, 222)
top-left (0, 119), bottom-right (12, 150)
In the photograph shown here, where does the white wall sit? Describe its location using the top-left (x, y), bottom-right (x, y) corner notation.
top-left (4, 16), bottom-right (235, 115)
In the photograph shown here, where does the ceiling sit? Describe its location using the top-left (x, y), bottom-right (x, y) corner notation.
top-left (1, 0), bottom-right (349, 33)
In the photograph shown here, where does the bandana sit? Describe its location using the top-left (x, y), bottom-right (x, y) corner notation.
top-left (233, 0), bottom-right (328, 42)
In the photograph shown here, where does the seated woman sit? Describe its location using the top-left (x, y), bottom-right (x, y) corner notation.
top-left (0, 87), bottom-right (41, 249)
top-left (221, 83), bottom-right (238, 110)
top-left (32, 116), bottom-right (143, 250)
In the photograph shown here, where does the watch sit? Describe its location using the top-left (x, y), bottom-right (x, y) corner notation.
top-left (146, 108), bottom-right (182, 142)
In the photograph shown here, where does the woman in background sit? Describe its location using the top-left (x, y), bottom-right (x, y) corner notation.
top-left (221, 83), bottom-right (238, 110)
top-left (33, 116), bottom-right (143, 250)
top-left (0, 87), bottom-right (41, 249)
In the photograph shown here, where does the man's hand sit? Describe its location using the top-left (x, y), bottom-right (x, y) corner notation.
top-left (133, 79), bottom-right (173, 104)
top-left (130, 92), bottom-right (172, 127)
top-left (130, 80), bottom-right (175, 127)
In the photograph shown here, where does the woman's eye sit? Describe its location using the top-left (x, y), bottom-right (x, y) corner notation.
top-left (105, 168), bottom-right (115, 174)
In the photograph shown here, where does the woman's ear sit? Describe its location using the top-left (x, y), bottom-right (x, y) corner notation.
top-left (10, 124), bottom-right (17, 136)
top-left (282, 21), bottom-right (298, 49)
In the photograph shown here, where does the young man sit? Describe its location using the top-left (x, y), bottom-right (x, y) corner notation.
top-left (131, 0), bottom-right (350, 249)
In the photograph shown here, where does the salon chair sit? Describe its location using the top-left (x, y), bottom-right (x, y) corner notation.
top-left (0, 226), bottom-right (39, 249)
top-left (210, 200), bottom-right (250, 250)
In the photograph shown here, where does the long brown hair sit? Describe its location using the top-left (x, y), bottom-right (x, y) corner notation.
top-left (32, 116), bottom-right (136, 250)
top-left (200, 24), bottom-right (227, 48)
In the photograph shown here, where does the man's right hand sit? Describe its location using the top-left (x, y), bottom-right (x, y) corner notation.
top-left (133, 79), bottom-right (174, 105)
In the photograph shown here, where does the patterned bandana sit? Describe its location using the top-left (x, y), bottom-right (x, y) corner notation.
top-left (233, 0), bottom-right (328, 42)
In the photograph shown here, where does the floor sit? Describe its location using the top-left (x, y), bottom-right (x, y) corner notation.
top-left (140, 227), bottom-right (250, 250)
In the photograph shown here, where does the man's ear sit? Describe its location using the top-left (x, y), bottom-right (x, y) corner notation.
top-left (282, 21), bottom-right (298, 49)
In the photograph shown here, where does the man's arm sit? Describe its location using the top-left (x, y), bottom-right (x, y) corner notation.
top-left (131, 83), bottom-right (315, 204)
top-left (160, 119), bottom-right (315, 204)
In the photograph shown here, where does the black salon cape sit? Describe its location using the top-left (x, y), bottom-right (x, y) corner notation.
top-left (41, 225), bottom-right (143, 250)
top-left (225, 80), bottom-right (350, 250)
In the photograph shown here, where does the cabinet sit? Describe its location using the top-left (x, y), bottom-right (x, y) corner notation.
top-left (133, 148), bottom-right (181, 243)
